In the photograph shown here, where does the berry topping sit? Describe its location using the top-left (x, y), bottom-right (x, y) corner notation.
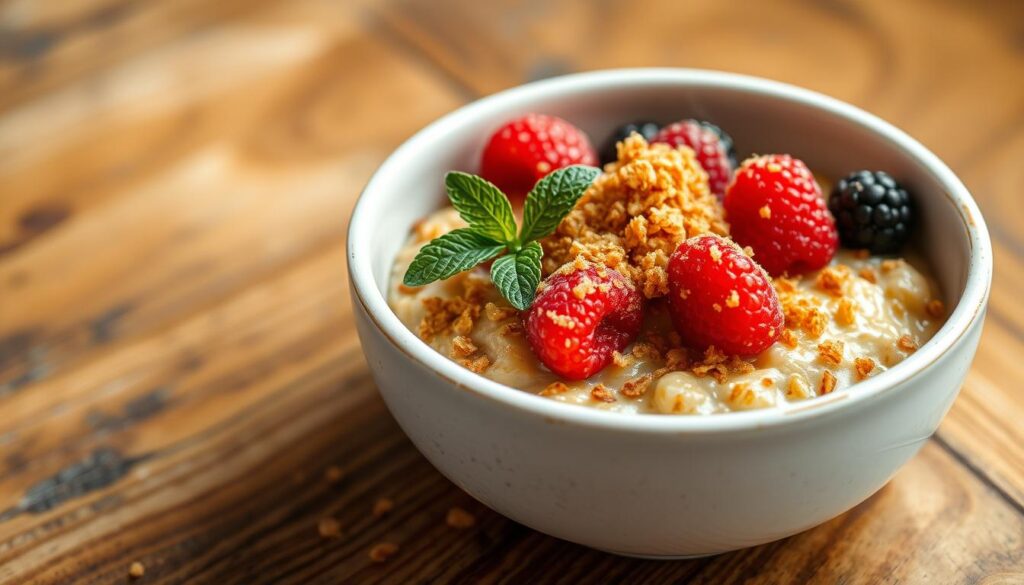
top-left (480, 114), bottom-right (598, 198)
top-left (724, 154), bottom-right (838, 276)
top-left (828, 170), bottom-right (913, 254)
top-left (599, 121), bottom-right (660, 165)
top-left (666, 235), bottom-right (783, 356)
top-left (652, 120), bottom-right (736, 198)
top-left (525, 263), bottom-right (643, 380)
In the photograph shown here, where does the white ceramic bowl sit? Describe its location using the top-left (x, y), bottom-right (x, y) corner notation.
top-left (348, 69), bottom-right (991, 558)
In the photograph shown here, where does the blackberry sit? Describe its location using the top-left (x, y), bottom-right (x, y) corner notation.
top-left (828, 170), bottom-right (913, 254)
top-left (695, 120), bottom-right (738, 169)
top-left (599, 121), bottom-right (660, 165)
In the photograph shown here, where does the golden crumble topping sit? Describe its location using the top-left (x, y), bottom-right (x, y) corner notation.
top-left (458, 355), bottom-right (491, 373)
top-left (897, 335), bottom-right (918, 352)
top-left (611, 350), bottom-right (633, 368)
top-left (779, 328), bottom-right (799, 348)
top-left (541, 135), bottom-right (728, 298)
top-left (787, 375), bottom-right (811, 399)
top-left (689, 346), bottom-right (755, 384)
top-left (539, 381), bottom-right (569, 396)
top-left (591, 384), bottom-right (616, 403)
top-left (854, 357), bottom-right (876, 380)
top-left (484, 302), bottom-right (518, 322)
top-left (880, 259), bottom-right (905, 274)
top-left (776, 277), bottom-right (829, 338)
top-left (620, 373), bottom-right (654, 398)
top-left (451, 335), bottom-right (478, 358)
top-left (835, 297), bottom-right (856, 326)
top-left (727, 382), bottom-right (757, 407)
top-left (858, 266), bottom-right (877, 283)
top-left (819, 370), bottom-right (838, 395)
top-left (418, 274), bottom-right (491, 340)
top-left (815, 265), bottom-right (849, 297)
top-left (817, 340), bottom-right (844, 366)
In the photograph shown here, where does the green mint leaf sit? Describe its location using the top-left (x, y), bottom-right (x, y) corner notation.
top-left (445, 172), bottom-right (518, 244)
top-left (490, 241), bottom-right (543, 310)
top-left (403, 228), bottom-right (506, 287)
top-left (519, 165), bottom-right (600, 243)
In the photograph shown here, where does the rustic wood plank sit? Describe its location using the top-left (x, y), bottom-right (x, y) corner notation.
top-left (0, 0), bottom-right (463, 393)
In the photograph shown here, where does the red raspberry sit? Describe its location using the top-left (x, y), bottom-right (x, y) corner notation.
top-left (724, 154), bottom-right (838, 276)
top-left (666, 235), bottom-right (783, 356)
top-left (651, 120), bottom-right (735, 198)
top-left (525, 263), bottom-right (643, 380)
top-left (480, 114), bottom-right (597, 198)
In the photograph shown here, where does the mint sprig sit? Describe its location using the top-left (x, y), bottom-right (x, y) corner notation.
top-left (402, 165), bottom-right (599, 310)
top-left (519, 166), bottom-right (600, 243)
top-left (490, 241), bottom-right (543, 309)
top-left (402, 229), bottom-right (506, 286)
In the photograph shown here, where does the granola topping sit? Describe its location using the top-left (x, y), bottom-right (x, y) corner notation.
top-left (541, 135), bottom-right (728, 298)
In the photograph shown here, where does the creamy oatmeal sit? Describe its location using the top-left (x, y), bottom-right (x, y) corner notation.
top-left (389, 207), bottom-right (942, 414)
top-left (388, 132), bottom-right (944, 415)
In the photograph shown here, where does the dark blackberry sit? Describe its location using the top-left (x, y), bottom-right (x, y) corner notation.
top-left (599, 121), bottom-right (660, 165)
top-left (828, 170), bottom-right (913, 254)
top-left (695, 121), bottom-right (738, 169)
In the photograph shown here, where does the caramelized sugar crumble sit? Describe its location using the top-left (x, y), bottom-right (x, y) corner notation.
top-left (620, 373), bottom-right (654, 398)
top-left (369, 542), bottom-right (399, 563)
top-left (817, 340), bottom-right (844, 366)
top-left (777, 278), bottom-right (830, 338)
top-left (418, 274), bottom-right (491, 340)
top-left (926, 299), bottom-right (945, 319)
top-left (591, 384), bottom-right (617, 403)
top-left (372, 497), bottom-right (394, 518)
top-left (446, 507), bottom-right (476, 529)
top-left (318, 517), bottom-right (342, 539)
top-left (854, 357), bottom-right (876, 380)
top-left (541, 135), bottom-right (728, 298)
top-left (539, 381), bottom-right (569, 396)
top-left (897, 335), bottom-right (919, 352)
top-left (819, 370), bottom-right (838, 395)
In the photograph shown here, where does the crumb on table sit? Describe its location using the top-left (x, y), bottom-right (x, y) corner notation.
top-left (369, 542), bottom-right (399, 563)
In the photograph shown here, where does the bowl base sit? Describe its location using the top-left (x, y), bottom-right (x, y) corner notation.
top-left (596, 548), bottom-right (721, 560)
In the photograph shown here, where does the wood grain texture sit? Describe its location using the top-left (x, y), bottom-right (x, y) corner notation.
top-left (1, 0), bottom-right (1022, 582)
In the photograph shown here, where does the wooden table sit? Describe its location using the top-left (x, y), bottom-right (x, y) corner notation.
top-left (1, 1), bottom-right (1022, 582)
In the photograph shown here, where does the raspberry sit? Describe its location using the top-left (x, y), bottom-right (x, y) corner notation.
top-left (525, 263), bottom-right (643, 380)
top-left (667, 235), bottom-right (783, 356)
top-left (724, 154), bottom-right (838, 276)
top-left (828, 170), bottom-right (913, 254)
top-left (652, 120), bottom-right (736, 198)
top-left (480, 114), bottom-right (597, 198)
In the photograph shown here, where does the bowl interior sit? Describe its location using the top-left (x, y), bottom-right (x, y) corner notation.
top-left (351, 69), bottom-right (988, 424)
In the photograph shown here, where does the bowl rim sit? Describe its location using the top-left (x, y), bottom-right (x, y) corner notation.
top-left (348, 67), bottom-right (992, 434)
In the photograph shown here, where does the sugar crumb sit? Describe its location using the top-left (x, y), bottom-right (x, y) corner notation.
top-left (446, 507), bottom-right (476, 529)
top-left (318, 517), bottom-right (342, 539)
top-left (369, 542), bottom-right (399, 563)
top-left (591, 384), bottom-right (616, 403)
top-left (373, 498), bottom-right (394, 518)
top-left (854, 357), bottom-right (875, 381)
top-left (819, 370), bottom-right (838, 395)
top-left (129, 562), bottom-right (145, 579)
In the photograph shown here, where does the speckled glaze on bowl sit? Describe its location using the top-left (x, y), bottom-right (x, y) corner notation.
top-left (347, 69), bottom-right (991, 557)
